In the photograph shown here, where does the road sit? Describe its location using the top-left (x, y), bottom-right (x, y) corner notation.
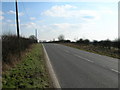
top-left (43, 43), bottom-right (118, 88)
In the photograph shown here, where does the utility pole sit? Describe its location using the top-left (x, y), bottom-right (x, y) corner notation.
top-left (35, 29), bottom-right (37, 41)
top-left (15, 0), bottom-right (21, 57)
top-left (15, 0), bottom-right (20, 39)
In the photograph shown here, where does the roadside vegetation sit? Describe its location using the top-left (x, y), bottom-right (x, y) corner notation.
top-left (2, 35), bottom-right (52, 88)
top-left (46, 34), bottom-right (119, 59)
top-left (2, 35), bottom-right (37, 71)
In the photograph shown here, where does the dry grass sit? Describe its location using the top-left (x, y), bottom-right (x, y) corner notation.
top-left (62, 43), bottom-right (119, 59)
top-left (2, 35), bottom-right (37, 71)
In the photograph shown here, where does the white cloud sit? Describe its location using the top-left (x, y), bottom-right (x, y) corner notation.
top-left (39, 22), bottom-right (116, 41)
top-left (19, 12), bottom-right (24, 16)
top-left (8, 10), bottom-right (24, 16)
top-left (101, 10), bottom-right (113, 14)
top-left (97, 7), bottom-right (114, 14)
top-left (18, 20), bottom-right (117, 41)
top-left (42, 4), bottom-right (100, 20)
top-left (0, 11), bottom-right (4, 15)
top-left (0, 11), bottom-right (4, 20)
top-left (0, 16), bottom-right (4, 20)
top-left (52, 23), bottom-right (81, 30)
top-left (42, 4), bottom-right (76, 17)
top-left (30, 17), bottom-right (36, 20)
top-left (6, 19), bottom-right (13, 23)
top-left (35, 23), bottom-right (83, 40)
top-left (8, 10), bottom-right (15, 14)
top-left (9, 23), bottom-right (16, 27)
top-left (20, 22), bottom-right (80, 40)
top-left (19, 22), bottom-right (95, 40)
top-left (21, 22), bottom-right (37, 29)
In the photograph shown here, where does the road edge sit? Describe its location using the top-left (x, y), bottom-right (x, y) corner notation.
top-left (42, 44), bottom-right (61, 89)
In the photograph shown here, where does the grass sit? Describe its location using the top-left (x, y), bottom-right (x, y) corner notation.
top-left (62, 43), bottom-right (119, 59)
top-left (2, 44), bottom-right (52, 88)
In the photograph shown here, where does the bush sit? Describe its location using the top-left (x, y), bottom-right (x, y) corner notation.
top-left (2, 35), bottom-right (37, 64)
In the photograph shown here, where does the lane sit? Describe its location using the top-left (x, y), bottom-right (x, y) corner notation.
top-left (43, 43), bottom-right (118, 88)
top-left (53, 43), bottom-right (118, 71)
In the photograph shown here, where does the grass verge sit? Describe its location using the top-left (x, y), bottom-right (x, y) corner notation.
top-left (2, 44), bottom-right (52, 88)
top-left (62, 43), bottom-right (119, 59)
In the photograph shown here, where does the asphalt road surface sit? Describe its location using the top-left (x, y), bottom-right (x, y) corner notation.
top-left (43, 43), bottom-right (118, 88)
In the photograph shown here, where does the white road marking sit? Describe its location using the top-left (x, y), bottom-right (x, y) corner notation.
top-left (111, 69), bottom-right (120, 74)
top-left (54, 44), bottom-right (58, 45)
top-left (74, 54), bottom-right (120, 74)
top-left (87, 60), bottom-right (94, 63)
top-left (65, 50), bottom-right (69, 53)
top-left (74, 54), bottom-right (94, 63)
top-left (42, 44), bottom-right (61, 88)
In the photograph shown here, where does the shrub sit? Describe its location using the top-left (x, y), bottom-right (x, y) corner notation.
top-left (2, 35), bottom-right (37, 65)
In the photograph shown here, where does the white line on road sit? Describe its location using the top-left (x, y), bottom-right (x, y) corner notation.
top-left (74, 54), bottom-right (94, 63)
top-left (74, 54), bottom-right (120, 74)
top-left (42, 44), bottom-right (61, 88)
top-left (65, 50), bottom-right (69, 53)
top-left (111, 69), bottom-right (120, 74)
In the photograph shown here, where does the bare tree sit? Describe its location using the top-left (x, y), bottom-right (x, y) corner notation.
top-left (29, 35), bottom-right (37, 40)
top-left (58, 34), bottom-right (65, 41)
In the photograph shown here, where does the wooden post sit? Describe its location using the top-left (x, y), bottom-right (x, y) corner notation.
top-left (15, 0), bottom-right (21, 57)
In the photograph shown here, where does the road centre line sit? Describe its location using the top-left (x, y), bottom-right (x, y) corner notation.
top-left (111, 69), bottom-right (120, 74)
top-left (64, 50), bottom-right (119, 74)
top-left (74, 54), bottom-right (120, 74)
top-left (64, 50), bottom-right (69, 53)
top-left (74, 54), bottom-right (94, 63)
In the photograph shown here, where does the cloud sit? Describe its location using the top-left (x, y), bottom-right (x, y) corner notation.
top-left (30, 17), bottom-right (36, 20)
top-left (42, 4), bottom-right (77, 17)
top-left (0, 16), bottom-right (4, 20)
top-left (19, 22), bottom-right (82, 40)
top-left (83, 16), bottom-right (95, 19)
top-left (8, 10), bottom-right (24, 16)
top-left (36, 23), bottom-right (83, 40)
top-left (17, 19), bottom-right (117, 41)
top-left (8, 10), bottom-right (15, 14)
top-left (52, 23), bottom-right (81, 30)
top-left (101, 10), bottom-right (113, 14)
top-left (6, 19), bottom-right (13, 23)
top-left (0, 11), bottom-right (4, 15)
top-left (21, 22), bottom-right (37, 29)
top-left (0, 11), bottom-right (4, 20)
top-left (42, 4), bottom-right (100, 20)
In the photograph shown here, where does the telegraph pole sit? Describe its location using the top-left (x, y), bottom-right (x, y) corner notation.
top-left (15, 0), bottom-right (21, 57)
top-left (15, 0), bottom-right (20, 39)
top-left (35, 29), bottom-right (37, 42)
top-left (35, 29), bottom-right (37, 39)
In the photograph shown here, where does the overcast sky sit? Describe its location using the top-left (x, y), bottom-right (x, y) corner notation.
top-left (1, 0), bottom-right (118, 41)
